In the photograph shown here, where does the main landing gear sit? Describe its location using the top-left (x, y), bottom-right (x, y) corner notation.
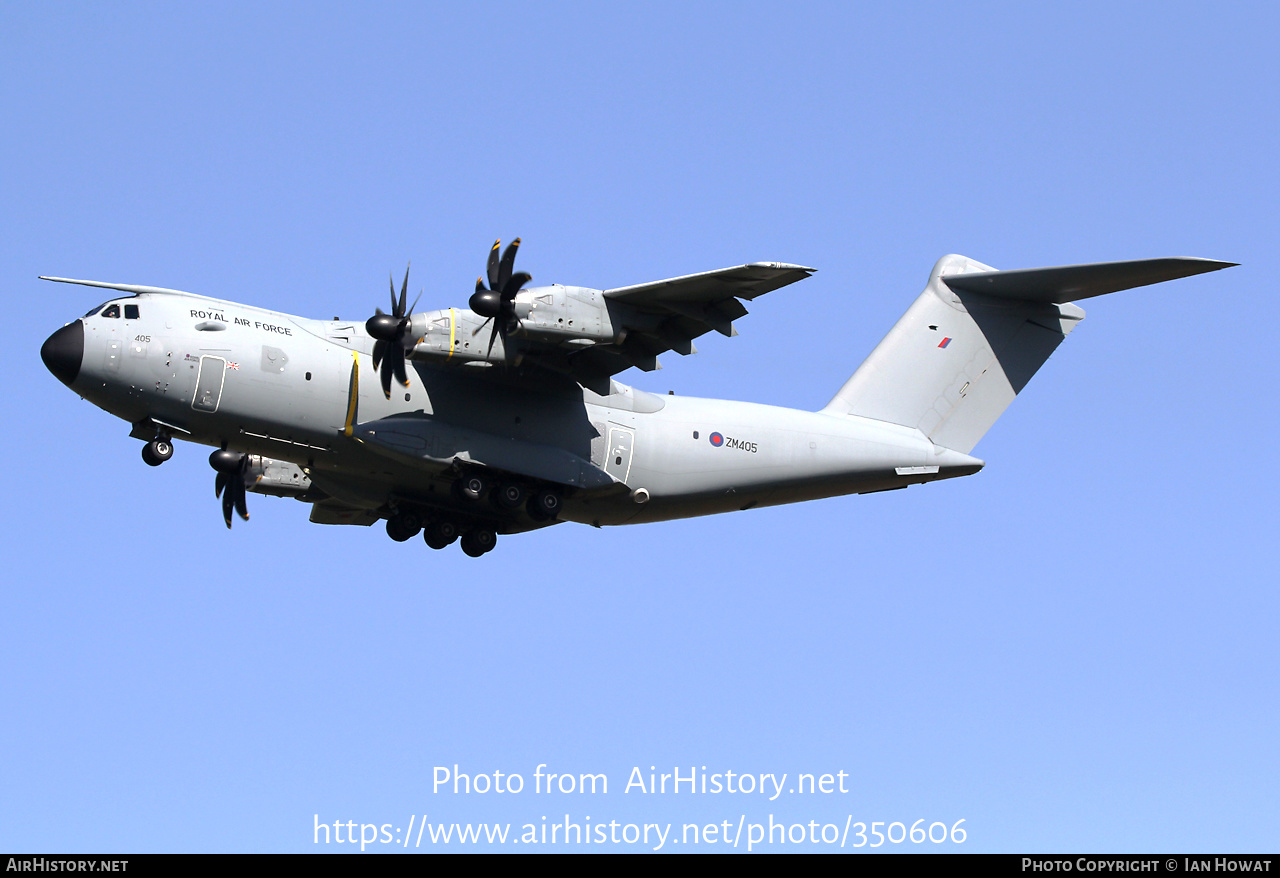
top-left (423, 520), bottom-right (459, 550)
top-left (459, 528), bottom-right (497, 557)
top-left (385, 510), bottom-right (422, 542)
top-left (452, 473), bottom-right (561, 522)
top-left (526, 488), bottom-right (561, 522)
top-left (386, 509), bottom-right (496, 556)
top-left (382, 474), bottom-right (563, 557)
top-left (141, 436), bottom-right (174, 467)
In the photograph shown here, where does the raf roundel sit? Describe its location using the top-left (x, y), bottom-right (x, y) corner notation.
top-left (709, 432), bottom-right (724, 447)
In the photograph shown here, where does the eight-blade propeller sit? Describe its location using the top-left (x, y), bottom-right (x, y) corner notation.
top-left (210, 243), bottom-right (528, 534)
top-left (468, 238), bottom-right (531, 357)
top-left (210, 449), bottom-right (250, 529)
top-left (365, 265), bottom-right (420, 399)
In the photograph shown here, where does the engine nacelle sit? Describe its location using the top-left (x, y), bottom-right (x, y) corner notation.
top-left (407, 285), bottom-right (623, 366)
top-left (245, 455), bottom-right (312, 497)
top-left (409, 307), bottom-right (514, 364)
top-left (516, 285), bottom-right (618, 344)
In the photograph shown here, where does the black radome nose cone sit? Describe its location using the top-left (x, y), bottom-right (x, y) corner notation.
top-left (41, 319), bottom-right (84, 386)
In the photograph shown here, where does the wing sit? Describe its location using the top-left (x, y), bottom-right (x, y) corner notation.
top-left (605, 261), bottom-right (816, 310)
top-left (544, 262), bottom-right (815, 392)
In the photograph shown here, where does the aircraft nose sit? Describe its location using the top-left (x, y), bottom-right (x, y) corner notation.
top-left (41, 319), bottom-right (84, 386)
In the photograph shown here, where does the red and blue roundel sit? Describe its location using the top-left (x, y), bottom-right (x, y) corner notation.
top-left (709, 432), bottom-right (724, 447)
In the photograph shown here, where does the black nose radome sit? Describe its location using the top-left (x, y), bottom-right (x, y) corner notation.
top-left (41, 320), bottom-right (84, 386)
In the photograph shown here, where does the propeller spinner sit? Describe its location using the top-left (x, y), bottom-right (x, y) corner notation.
top-left (469, 238), bottom-right (531, 357)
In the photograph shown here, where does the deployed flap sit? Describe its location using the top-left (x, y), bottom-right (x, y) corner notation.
top-left (605, 262), bottom-right (815, 306)
top-left (941, 257), bottom-right (1235, 303)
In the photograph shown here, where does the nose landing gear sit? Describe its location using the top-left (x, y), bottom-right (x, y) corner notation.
top-left (141, 436), bottom-right (173, 467)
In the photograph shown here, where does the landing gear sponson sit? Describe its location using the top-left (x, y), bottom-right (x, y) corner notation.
top-left (382, 473), bottom-right (564, 557)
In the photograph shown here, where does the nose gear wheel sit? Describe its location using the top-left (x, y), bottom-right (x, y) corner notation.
top-left (141, 437), bottom-right (173, 467)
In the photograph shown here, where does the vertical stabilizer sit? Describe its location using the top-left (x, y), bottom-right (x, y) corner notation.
top-left (823, 254), bottom-right (1234, 453)
top-left (823, 254), bottom-right (1085, 454)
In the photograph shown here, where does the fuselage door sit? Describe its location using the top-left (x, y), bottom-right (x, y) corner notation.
top-left (192, 355), bottom-right (226, 412)
top-left (604, 424), bottom-right (635, 484)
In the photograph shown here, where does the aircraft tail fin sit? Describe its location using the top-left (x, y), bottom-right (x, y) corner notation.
top-left (822, 255), bottom-right (1235, 453)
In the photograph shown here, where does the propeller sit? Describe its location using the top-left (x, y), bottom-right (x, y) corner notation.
top-left (468, 238), bottom-right (531, 357)
top-left (365, 264), bottom-right (421, 399)
top-left (210, 449), bottom-right (250, 529)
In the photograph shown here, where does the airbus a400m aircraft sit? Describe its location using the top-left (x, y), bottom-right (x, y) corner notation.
top-left (40, 242), bottom-right (1232, 556)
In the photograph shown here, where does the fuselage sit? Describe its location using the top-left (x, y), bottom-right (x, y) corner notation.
top-left (42, 289), bottom-right (983, 533)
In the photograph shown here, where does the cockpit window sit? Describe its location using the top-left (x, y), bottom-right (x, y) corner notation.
top-left (101, 303), bottom-right (121, 318)
top-left (83, 304), bottom-right (104, 318)
top-left (124, 304), bottom-right (140, 319)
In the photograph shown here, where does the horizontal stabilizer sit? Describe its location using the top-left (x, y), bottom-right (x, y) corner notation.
top-left (941, 257), bottom-right (1236, 303)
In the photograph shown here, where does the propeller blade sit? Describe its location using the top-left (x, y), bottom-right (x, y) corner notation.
top-left (389, 273), bottom-right (397, 314)
top-left (487, 319), bottom-right (500, 358)
top-left (372, 338), bottom-right (386, 371)
top-left (501, 271), bottom-right (531, 301)
top-left (398, 264), bottom-right (410, 317)
top-left (215, 471), bottom-right (228, 498)
top-left (472, 316), bottom-right (492, 337)
top-left (379, 353), bottom-right (393, 398)
top-left (232, 476), bottom-right (249, 522)
top-left (497, 238), bottom-right (520, 290)
top-left (475, 276), bottom-right (486, 295)
top-left (486, 240), bottom-right (501, 291)
top-left (391, 344), bottom-right (409, 388)
top-left (222, 482), bottom-right (235, 528)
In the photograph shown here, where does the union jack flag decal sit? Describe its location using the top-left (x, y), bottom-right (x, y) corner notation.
top-left (226, 362), bottom-right (240, 370)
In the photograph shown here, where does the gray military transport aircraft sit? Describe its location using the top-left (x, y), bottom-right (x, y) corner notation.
top-left (40, 241), bottom-right (1233, 556)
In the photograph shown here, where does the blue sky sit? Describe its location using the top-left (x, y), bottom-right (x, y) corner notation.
top-left (2, 1), bottom-right (1276, 853)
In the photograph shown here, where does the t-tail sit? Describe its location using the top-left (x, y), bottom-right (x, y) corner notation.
top-left (823, 254), bottom-right (1236, 454)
